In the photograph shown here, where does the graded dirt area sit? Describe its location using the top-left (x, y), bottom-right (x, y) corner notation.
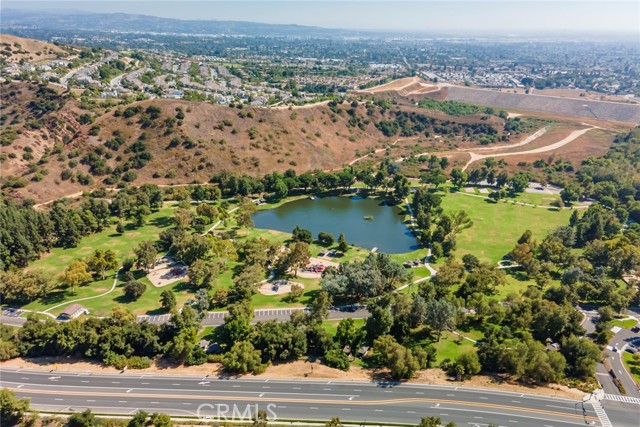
top-left (0, 357), bottom-right (585, 400)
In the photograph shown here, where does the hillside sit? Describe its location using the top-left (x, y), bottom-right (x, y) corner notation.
top-left (0, 80), bottom-right (627, 203)
top-left (0, 82), bottom-right (397, 201)
top-left (0, 34), bottom-right (71, 63)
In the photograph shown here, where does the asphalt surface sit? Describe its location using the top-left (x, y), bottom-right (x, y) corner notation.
top-left (580, 305), bottom-right (640, 399)
top-left (1, 368), bottom-right (622, 426)
top-left (1, 306), bottom-right (370, 327)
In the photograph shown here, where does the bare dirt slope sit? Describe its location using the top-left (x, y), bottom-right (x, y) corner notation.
top-left (0, 34), bottom-right (71, 63)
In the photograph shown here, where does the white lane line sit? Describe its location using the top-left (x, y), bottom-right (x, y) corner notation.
top-left (310, 407), bottom-right (318, 410)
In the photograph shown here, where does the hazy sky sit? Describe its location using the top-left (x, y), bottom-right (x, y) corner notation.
top-left (4, 1), bottom-right (640, 34)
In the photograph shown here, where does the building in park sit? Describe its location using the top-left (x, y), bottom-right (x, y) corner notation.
top-left (58, 304), bottom-right (89, 321)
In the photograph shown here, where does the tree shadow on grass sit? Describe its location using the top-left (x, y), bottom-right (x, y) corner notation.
top-left (38, 290), bottom-right (68, 306)
top-left (150, 215), bottom-right (174, 228)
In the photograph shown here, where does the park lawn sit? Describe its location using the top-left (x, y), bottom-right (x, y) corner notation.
top-left (440, 192), bottom-right (571, 263)
top-left (433, 331), bottom-right (477, 364)
top-left (250, 280), bottom-right (320, 309)
top-left (622, 352), bottom-right (640, 384)
top-left (611, 318), bottom-right (638, 330)
top-left (21, 205), bottom-right (193, 314)
top-left (28, 206), bottom-right (177, 277)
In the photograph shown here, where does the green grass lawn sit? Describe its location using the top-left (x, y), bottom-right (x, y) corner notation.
top-left (433, 331), bottom-right (477, 364)
top-left (622, 352), bottom-right (640, 384)
top-left (611, 318), bottom-right (638, 330)
top-left (22, 205), bottom-right (195, 315)
top-left (440, 192), bottom-right (572, 263)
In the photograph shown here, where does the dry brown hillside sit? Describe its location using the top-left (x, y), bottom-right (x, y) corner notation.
top-left (0, 34), bottom-right (72, 63)
top-left (0, 83), bottom-right (399, 201)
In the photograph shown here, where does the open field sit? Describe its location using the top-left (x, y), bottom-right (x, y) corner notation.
top-left (440, 191), bottom-right (572, 262)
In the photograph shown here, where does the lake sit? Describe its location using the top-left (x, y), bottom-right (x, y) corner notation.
top-left (253, 196), bottom-right (419, 254)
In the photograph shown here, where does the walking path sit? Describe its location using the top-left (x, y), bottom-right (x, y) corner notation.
top-left (452, 189), bottom-right (590, 210)
top-left (42, 268), bottom-right (122, 315)
top-left (393, 197), bottom-right (437, 293)
top-left (462, 126), bottom-right (599, 171)
top-left (349, 138), bottom-right (404, 166)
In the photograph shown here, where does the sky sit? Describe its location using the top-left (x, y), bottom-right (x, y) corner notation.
top-left (4, 1), bottom-right (640, 35)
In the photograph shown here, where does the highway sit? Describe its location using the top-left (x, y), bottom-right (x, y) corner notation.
top-left (1, 368), bottom-right (622, 426)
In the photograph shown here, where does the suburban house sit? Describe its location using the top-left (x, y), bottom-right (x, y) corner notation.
top-left (58, 304), bottom-right (89, 321)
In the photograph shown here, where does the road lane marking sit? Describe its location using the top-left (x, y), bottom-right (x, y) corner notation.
top-left (10, 388), bottom-right (598, 422)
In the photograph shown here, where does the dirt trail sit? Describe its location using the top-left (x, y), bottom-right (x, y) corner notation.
top-left (462, 126), bottom-right (598, 171)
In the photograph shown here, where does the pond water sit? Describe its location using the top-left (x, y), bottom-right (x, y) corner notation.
top-left (252, 196), bottom-right (419, 254)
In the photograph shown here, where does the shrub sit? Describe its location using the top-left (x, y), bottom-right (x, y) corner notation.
top-left (324, 349), bottom-right (350, 371)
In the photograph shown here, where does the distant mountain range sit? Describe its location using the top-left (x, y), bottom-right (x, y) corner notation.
top-left (1, 8), bottom-right (361, 37)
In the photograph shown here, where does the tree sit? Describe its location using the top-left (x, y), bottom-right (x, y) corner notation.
top-left (450, 168), bottom-right (467, 188)
top-left (68, 409), bottom-right (98, 427)
top-left (289, 283), bottom-right (304, 302)
top-left (134, 240), bottom-right (157, 273)
top-left (425, 299), bottom-right (457, 341)
top-left (1, 388), bottom-right (30, 426)
top-left (292, 226), bottom-right (313, 244)
top-left (318, 231), bottom-right (335, 246)
top-left (150, 413), bottom-right (173, 427)
top-left (173, 208), bottom-right (194, 230)
top-left (337, 233), bottom-right (349, 252)
top-left (160, 289), bottom-right (177, 312)
top-left (187, 259), bottom-right (218, 289)
top-left (59, 259), bottom-right (92, 295)
top-left (336, 318), bottom-right (358, 347)
top-left (430, 257), bottom-right (465, 299)
top-left (124, 280), bottom-right (146, 300)
top-left (448, 352), bottom-right (481, 380)
top-left (236, 198), bottom-right (257, 228)
top-left (285, 241), bottom-right (311, 277)
top-left (222, 341), bottom-right (267, 374)
top-left (0, 269), bottom-right (52, 305)
top-left (326, 418), bottom-right (343, 427)
top-left (128, 411), bottom-right (150, 427)
top-left (324, 349), bottom-right (350, 371)
top-left (373, 335), bottom-right (423, 379)
top-left (196, 204), bottom-right (218, 223)
top-left (87, 249), bottom-right (118, 280)
top-left (309, 290), bottom-right (332, 324)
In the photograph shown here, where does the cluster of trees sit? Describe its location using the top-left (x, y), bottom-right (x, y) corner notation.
top-left (509, 209), bottom-right (638, 312)
top-left (410, 187), bottom-right (473, 258)
top-left (1, 300), bottom-right (214, 367)
top-left (321, 253), bottom-right (412, 301)
top-left (377, 110), bottom-right (503, 144)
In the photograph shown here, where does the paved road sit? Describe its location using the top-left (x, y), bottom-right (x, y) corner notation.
top-left (579, 305), bottom-right (640, 398)
top-left (138, 306), bottom-right (370, 326)
top-left (1, 368), bottom-right (619, 426)
top-left (2, 306), bottom-right (369, 328)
